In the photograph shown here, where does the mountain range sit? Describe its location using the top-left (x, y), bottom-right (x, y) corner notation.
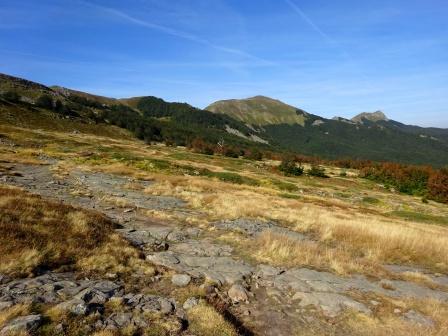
top-left (1, 73), bottom-right (447, 166)
top-left (207, 96), bottom-right (448, 166)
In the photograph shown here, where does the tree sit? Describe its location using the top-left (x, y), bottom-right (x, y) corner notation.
top-left (279, 157), bottom-right (304, 176)
top-left (36, 94), bottom-right (54, 109)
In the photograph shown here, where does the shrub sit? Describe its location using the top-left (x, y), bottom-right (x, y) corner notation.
top-left (1, 90), bottom-right (20, 102)
top-left (190, 138), bottom-right (215, 155)
top-left (307, 165), bottom-right (328, 178)
top-left (206, 171), bottom-right (259, 186)
top-left (244, 149), bottom-right (263, 161)
top-left (278, 157), bottom-right (304, 176)
top-left (222, 146), bottom-right (239, 158)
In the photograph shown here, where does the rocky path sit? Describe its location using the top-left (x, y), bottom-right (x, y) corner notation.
top-left (2, 162), bottom-right (448, 335)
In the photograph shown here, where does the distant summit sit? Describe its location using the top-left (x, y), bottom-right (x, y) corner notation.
top-left (351, 111), bottom-right (389, 124)
top-left (206, 96), bottom-right (306, 126)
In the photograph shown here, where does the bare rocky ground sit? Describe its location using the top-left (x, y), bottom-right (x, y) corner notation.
top-left (1, 161), bottom-right (448, 335)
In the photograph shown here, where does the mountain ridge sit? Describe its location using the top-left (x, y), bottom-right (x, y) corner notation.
top-left (1, 73), bottom-right (448, 166)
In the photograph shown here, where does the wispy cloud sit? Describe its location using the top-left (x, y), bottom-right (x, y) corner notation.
top-left (285, 0), bottom-right (370, 82)
top-left (285, 0), bottom-right (334, 43)
top-left (79, 0), bottom-right (274, 65)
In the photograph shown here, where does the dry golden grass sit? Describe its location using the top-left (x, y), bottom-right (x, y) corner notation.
top-left (188, 303), bottom-right (237, 336)
top-left (341, 300), bottom-right (448, 336)
top-left (0, 304), bottom-right (31, 328)
top-left (144, 176), bottom-right (448, 274)
top-left (248, 231), bottom-right (375, 275)
top-left (0, 185), bottom-right (152, 278)
top-left (77, 233), bottom-right (155, 277)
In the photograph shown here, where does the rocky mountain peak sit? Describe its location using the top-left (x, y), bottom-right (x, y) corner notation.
top-left (351, 111), bottom-right (389, 123)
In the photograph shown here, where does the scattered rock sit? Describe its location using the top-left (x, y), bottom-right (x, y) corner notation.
top-left (105, 312), bottom-right (133, 328)
top-left (0, 301), bottom-right (13, 311)
top-left (56, 298), bottom-right (89, 316)
top-left (183, 297), bottom-right (199, 310)
top-left (172, 274), bottom-right (191, 287)
top-left (403, 310), bottom-right (435, 328)
top-left (0, 275), bottom-right (10, 285)
top-left (228, 284), bottom-right (249, 303)
top-left (0, 314), bottom-right (43, 335)
top-left (159, 298), bottom-right (174, 314)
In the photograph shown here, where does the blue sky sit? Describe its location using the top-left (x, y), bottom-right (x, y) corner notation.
top-left (0, 0), bottom-right (447, 127)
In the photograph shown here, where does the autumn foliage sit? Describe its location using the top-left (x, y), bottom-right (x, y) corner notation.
top-left (359, 163), bottom-right (448, 203)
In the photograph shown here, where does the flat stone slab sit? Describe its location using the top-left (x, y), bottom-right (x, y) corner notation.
top-left (0, 314), bottom-right (43, 335)
top-left (292, 292), bottom-right (371, 317)
top-left (255, 266), bottom-right (448, 303)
